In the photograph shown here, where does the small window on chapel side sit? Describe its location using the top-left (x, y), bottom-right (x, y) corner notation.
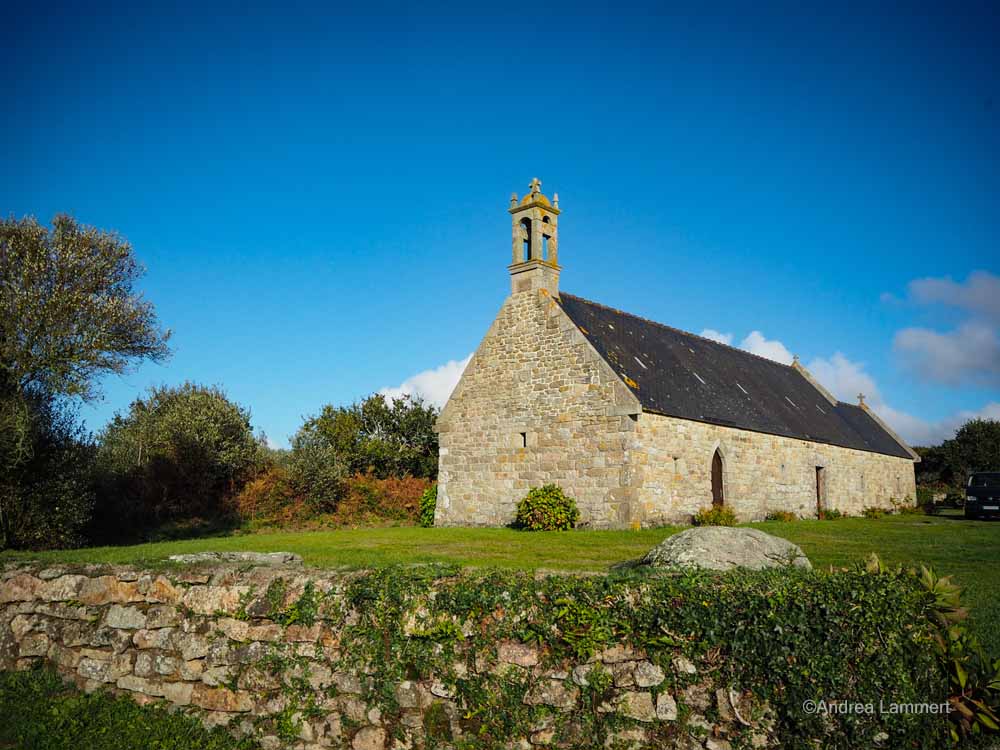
top-left (519, 432), bottom-right (527, 448)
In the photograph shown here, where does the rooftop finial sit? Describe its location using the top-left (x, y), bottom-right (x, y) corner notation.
top-left (553, 192), bottom-right (559, 208)
top-left (858, 393), bottom-right (866, 406)
top-left (792, 354), bottom-right (800, 366)
top-left (528, 177), bottom-right (542, 196)
top-left (509, 192), bottom-right (518, 208)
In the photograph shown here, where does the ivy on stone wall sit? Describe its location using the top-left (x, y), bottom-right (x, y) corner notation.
top-left (1, 561), bottom-right (954, 750)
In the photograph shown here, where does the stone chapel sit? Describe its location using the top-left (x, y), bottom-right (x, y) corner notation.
top-left (434, 179), bottom-right (918, 528)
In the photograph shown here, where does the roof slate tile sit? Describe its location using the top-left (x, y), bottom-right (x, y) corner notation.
top-left (556, 293), bottom-right (912, 459)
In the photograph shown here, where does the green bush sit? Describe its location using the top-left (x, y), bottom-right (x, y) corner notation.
top-left (867, 555), bottom-right (1000, 741)
top-left (419, 484), bottom-right (437, 527)
top-left (0, 667), bottom-right (257, 749)
top-left (692, 504), bottom-right (737, 526)
top-left (0, 389), bottom-right (95, 550)
top-left (764, 510), bottom-right (797, 522)
top-left (295, 393), bottom-right (439, 480)
top-left (515, 484), bottom-right (580, 530)
top-left (818, 508), bottom-right (844, 520)
top-left (862, 506), bottom-right (885, 519)
top-left (94, 382), bottom-right (262, 539)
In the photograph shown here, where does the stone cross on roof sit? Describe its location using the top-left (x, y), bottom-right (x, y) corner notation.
top-left (528, 177), bottom-right (542, 195)
top-left (858, 393), bottom-right (866, 406)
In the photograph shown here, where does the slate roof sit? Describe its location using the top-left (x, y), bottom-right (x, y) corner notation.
top-left (556, 293), bottom-right (913, 460)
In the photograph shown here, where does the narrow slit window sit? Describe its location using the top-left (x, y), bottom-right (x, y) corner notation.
top-left (519, 432), bottom-right (527, 448)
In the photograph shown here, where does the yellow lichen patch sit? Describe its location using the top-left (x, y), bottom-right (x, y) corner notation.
top-left (578, 326), bottom-right (589, 334)
top-left (623, 376), bottom-right (639, 389)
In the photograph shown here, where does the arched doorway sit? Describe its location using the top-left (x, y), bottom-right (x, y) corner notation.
top-left (711, 450), bottom-right (724, 507)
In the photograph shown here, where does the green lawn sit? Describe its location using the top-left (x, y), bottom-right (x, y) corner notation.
top-left (4, 514), bottom-right (998, 651)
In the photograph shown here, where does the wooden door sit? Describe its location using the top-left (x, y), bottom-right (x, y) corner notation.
top-left (711, 451), bottom-right (724, 507)
top-left (815, 466), bottom-right (825, 515)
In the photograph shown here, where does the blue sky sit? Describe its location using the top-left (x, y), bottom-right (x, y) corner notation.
top-left (3, 1), bottom-right (998, 447)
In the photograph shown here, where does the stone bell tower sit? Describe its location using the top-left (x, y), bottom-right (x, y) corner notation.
top-left (508, 177), bottom-right (561, 296)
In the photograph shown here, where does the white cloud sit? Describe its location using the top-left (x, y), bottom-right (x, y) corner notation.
top-left (379, 354), bottom-right (472, 408)
top-left (804, 350), bottom-right (1000, 446)
top-left (805, 352), bottom-right (879, 403)
top-left (877, 401), bottom-right (1000, 446)
top-left (699, 329), bottom-right (733, 345)
top-left (885, 271), bottom-right (1000, 386)
top-left (893, 321), bottom-right (1000, 387)
top-left (738, 331), bottom-right (794, 365)
top-left (906, 271), bottom-right (1000, 323)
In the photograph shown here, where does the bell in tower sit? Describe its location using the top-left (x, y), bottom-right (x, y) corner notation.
top-left (508, 177), bottom-right (561, 296)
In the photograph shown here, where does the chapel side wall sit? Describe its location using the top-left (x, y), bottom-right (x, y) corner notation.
top-left (435, 290), bottom-right (641, 528)
top-left (636, 413), bottom-right (917, 523)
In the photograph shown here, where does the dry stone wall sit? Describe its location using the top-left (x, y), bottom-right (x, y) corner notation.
top-left (1, 562), bottom-right (775, 750)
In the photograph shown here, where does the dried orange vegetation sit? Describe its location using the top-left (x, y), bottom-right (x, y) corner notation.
top-left (230, 468), bottom-right (430, 529)
top-left (334, 473), bottom-right (430, 527)
top-left (230, 466), bottom-right (298, 522)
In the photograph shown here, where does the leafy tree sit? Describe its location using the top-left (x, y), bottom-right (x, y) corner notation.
top-left (287, 427), bottom-right (349, 513)
top-left (94, 383), bottom-right (261, 537)
top-left (0, 214), bottom-right (170, 400)
top-left (914, 444), bottom-right (949, 486)
top-left (915, 418), bottom-right (1000, 489)
top-left (1, 214), bottom-right (171, 548)
top-left (944, 418), bottom-right (1000, 483)
top-left (296, 393), bottom-right (438, 480)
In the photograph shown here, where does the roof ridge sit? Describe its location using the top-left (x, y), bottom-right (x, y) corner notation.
top-left (558, 292), bottom-right (798, 370)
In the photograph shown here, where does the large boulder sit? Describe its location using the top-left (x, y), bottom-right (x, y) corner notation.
top-left (637, 527), bottom-right (811, 571)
